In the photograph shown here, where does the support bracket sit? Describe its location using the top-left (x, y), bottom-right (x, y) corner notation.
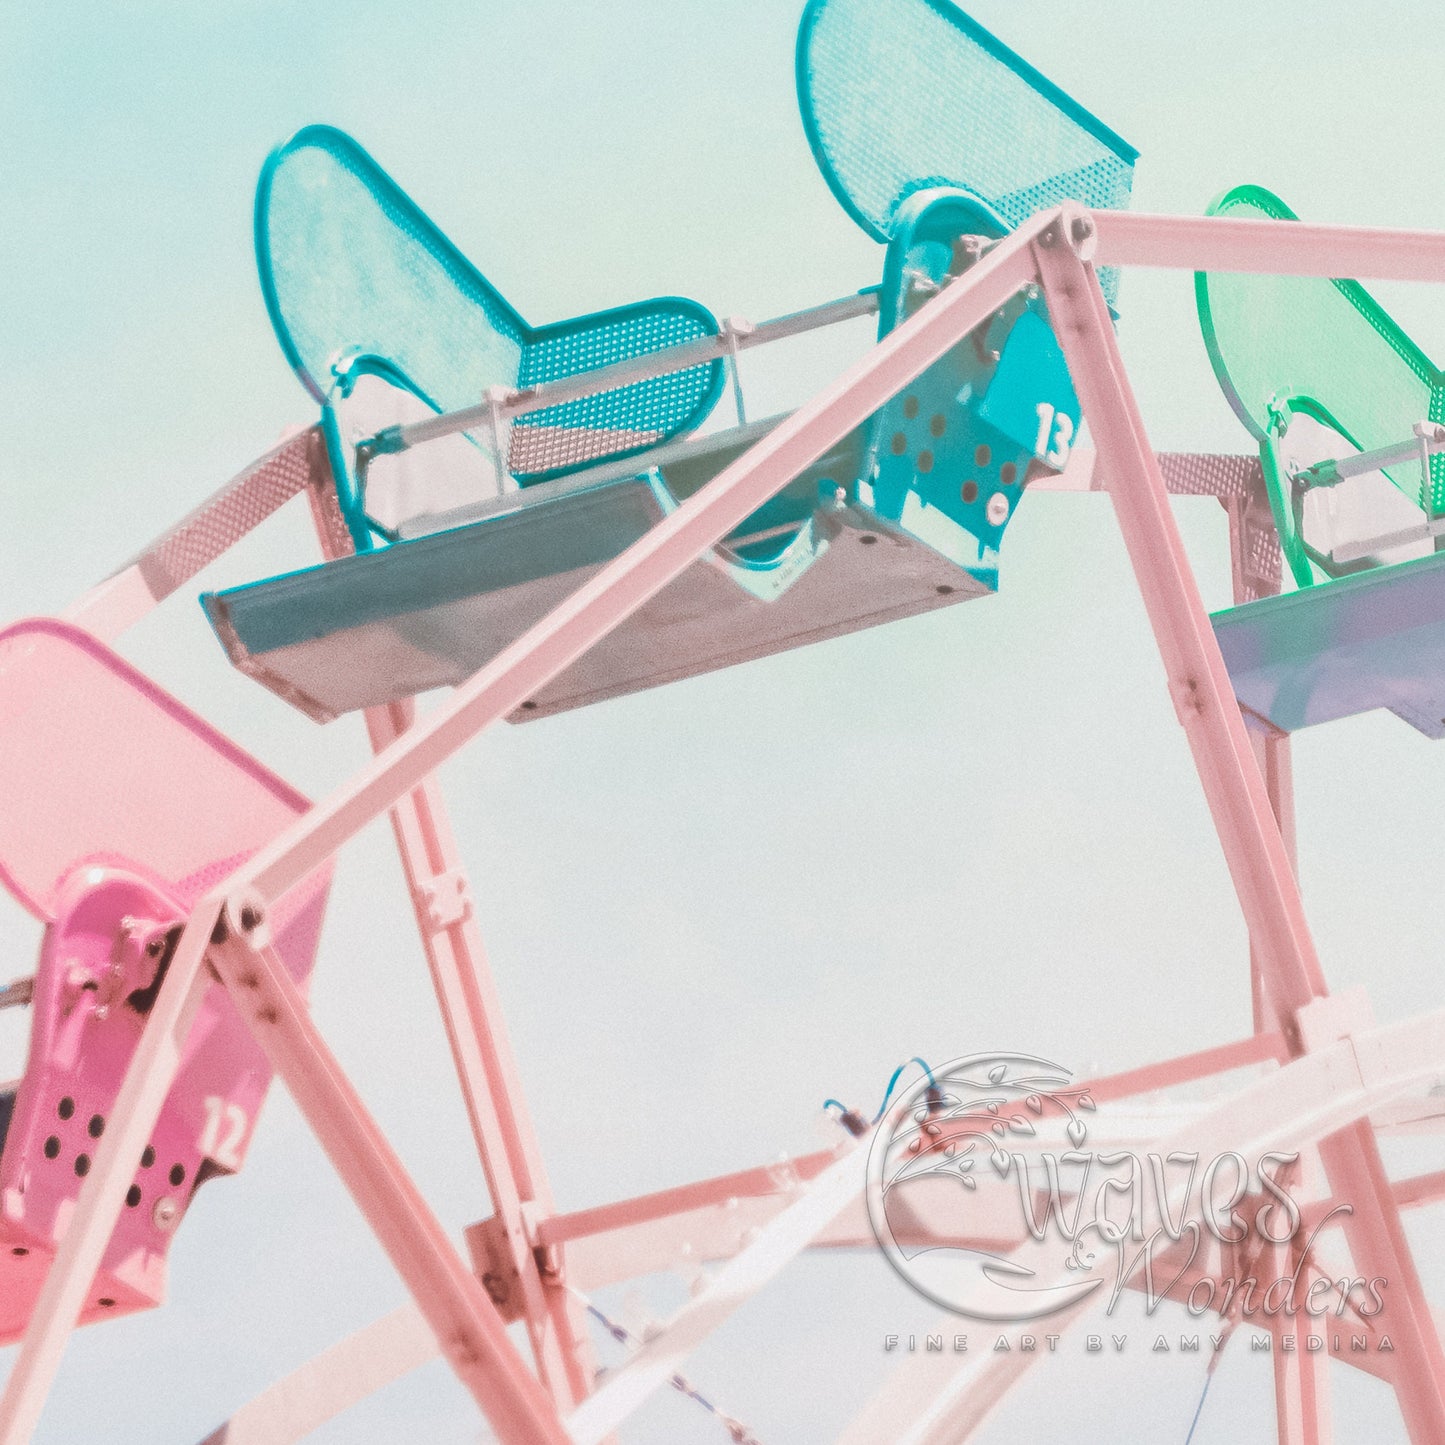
top-left (415, 869), bottom-right (473, 932)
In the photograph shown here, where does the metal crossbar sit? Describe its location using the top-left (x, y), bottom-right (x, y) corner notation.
top-left (369, 288), bottom-right (882, 458)
top-left (1293, 423), bottom-right (1445, 490)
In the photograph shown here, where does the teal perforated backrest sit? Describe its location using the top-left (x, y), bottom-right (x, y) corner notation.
top-left (796, 0), bottom-right (1136, 297)
top-left (255, 126), bottom-right (724, 485)
top-left (257, 128), bottom-right (526, 412)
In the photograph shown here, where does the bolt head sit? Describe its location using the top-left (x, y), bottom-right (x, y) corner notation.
top-left (1066, 212), bottom-right (1099, 261)
top-left (152, 1197), bottom-right (179, 1231)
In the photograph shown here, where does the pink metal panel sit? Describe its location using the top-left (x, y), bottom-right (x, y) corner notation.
top-left (0, 866), bottom-right (324, 1343)
top-left (0, 911), bottom-right (222, 1445)
top-left (0, 619), bottom-right (317, 923)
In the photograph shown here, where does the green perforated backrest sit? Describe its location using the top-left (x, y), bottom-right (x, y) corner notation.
top-left (1196, 185), bottom-right (1445, 513)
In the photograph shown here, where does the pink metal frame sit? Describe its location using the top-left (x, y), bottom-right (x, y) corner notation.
top-left (4, 203), bottom-right (1445, 1442)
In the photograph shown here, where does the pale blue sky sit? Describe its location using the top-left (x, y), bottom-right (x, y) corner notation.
top-left (3, 2), bottom-right (1445, 1440)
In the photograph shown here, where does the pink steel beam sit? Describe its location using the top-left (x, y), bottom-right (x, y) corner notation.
top-left (561, 1044), bottom-right (1445, 1288)
top-left (1036, 220), bottom-right (1326, 1014)
top-left (1274, 1215), bottom-right (1334, 1445)
top-left (539, 1151), bottom-right (836, 1249)
top-left (542, 1030), bottom-right (1284, 1250)
top-left (1036, 211), bottom-right (1445, 1442)
top-left (360, 700), bottom-right (594, 1409)
top-left (65, 429), bottom-right (320, 643)
top-left (204, 910), bottom-right (570, 1444)
top-left (1396, 1169), bottom-right (1445, 1210)
top-left (1217, 429), bottom-right (1331, 1443)
top-left (1247, 717), bottom-right (1298, 1031)
top-left (1083, 1028), bottom-right (1288, 1105)
top-left (191, 215), bottom-right (1445, 922)
top-left (1092, 210), bottom-right (1445, 280)
top-left (196, 1304), bottom-right (436, 1445)
top-left (319, 394), bottom-right (595, 1416)
top-left (1243, 615), bottom-right (1327, 1439)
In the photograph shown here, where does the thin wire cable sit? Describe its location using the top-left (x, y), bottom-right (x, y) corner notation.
top-left (1184, 1318), bottom-right (1240, 1444)
top-left (823, 1057), bottom-right (936, 1129)
top-left (1183, 1366), bottom-right (1214, 1445)
top-left (572, 1289), bottom-right (764, 1444)
top-left (872, 1056), bottom-right (936, 1123)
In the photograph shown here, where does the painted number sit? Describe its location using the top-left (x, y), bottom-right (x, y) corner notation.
top-left (1034, 402), bottom-right (1075, 468)
top-left (198, 1096), bottom-right (249, 1170)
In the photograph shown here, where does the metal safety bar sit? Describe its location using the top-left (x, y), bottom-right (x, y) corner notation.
top-left (1292, 421), bottom-right (1445, 490)
top-left (1291, 420), bottom-right (1445, 564)
top-left (362, 288), bottom-right (882, 459)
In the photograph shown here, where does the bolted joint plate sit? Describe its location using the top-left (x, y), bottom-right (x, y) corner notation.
top-left (416, 869), bottom-right (472, 932)
top-left (222, 889), bottom-right (273, 951)
top-left (1036, 204), bottom-right (1098, 263)
top-left (464, 1216), bottom-right (526, 1323)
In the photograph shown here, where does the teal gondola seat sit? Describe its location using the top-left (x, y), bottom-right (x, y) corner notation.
top-left (1199, 186), bottom-right (1445, 738)
top-left (204, 0), bottom-right (1136, 721)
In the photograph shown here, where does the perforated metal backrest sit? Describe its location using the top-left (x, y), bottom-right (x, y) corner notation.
top-left (258, 127), bottom-right (527, 414)
top-left (796, 0), bottom-right (1136, 272)
top-left (256, 126), bottom-right (723, 487)
top-left (0, 620), bottom-right (317, 923)
top-left (1196, 185), bottom-right (1445, 513)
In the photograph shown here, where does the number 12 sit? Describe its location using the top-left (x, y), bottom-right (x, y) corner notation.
top-left (198, 1096), bottom-right (249, 1170)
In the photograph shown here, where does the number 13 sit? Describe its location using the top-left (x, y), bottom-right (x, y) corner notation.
top-left (1034, 402), bottom-right (1075, 467)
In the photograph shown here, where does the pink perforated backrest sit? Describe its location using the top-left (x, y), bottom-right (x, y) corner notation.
top-left (0, 619), bottom-right (311, 920)
top-left (0, 619), bottom-right (330, 1338)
